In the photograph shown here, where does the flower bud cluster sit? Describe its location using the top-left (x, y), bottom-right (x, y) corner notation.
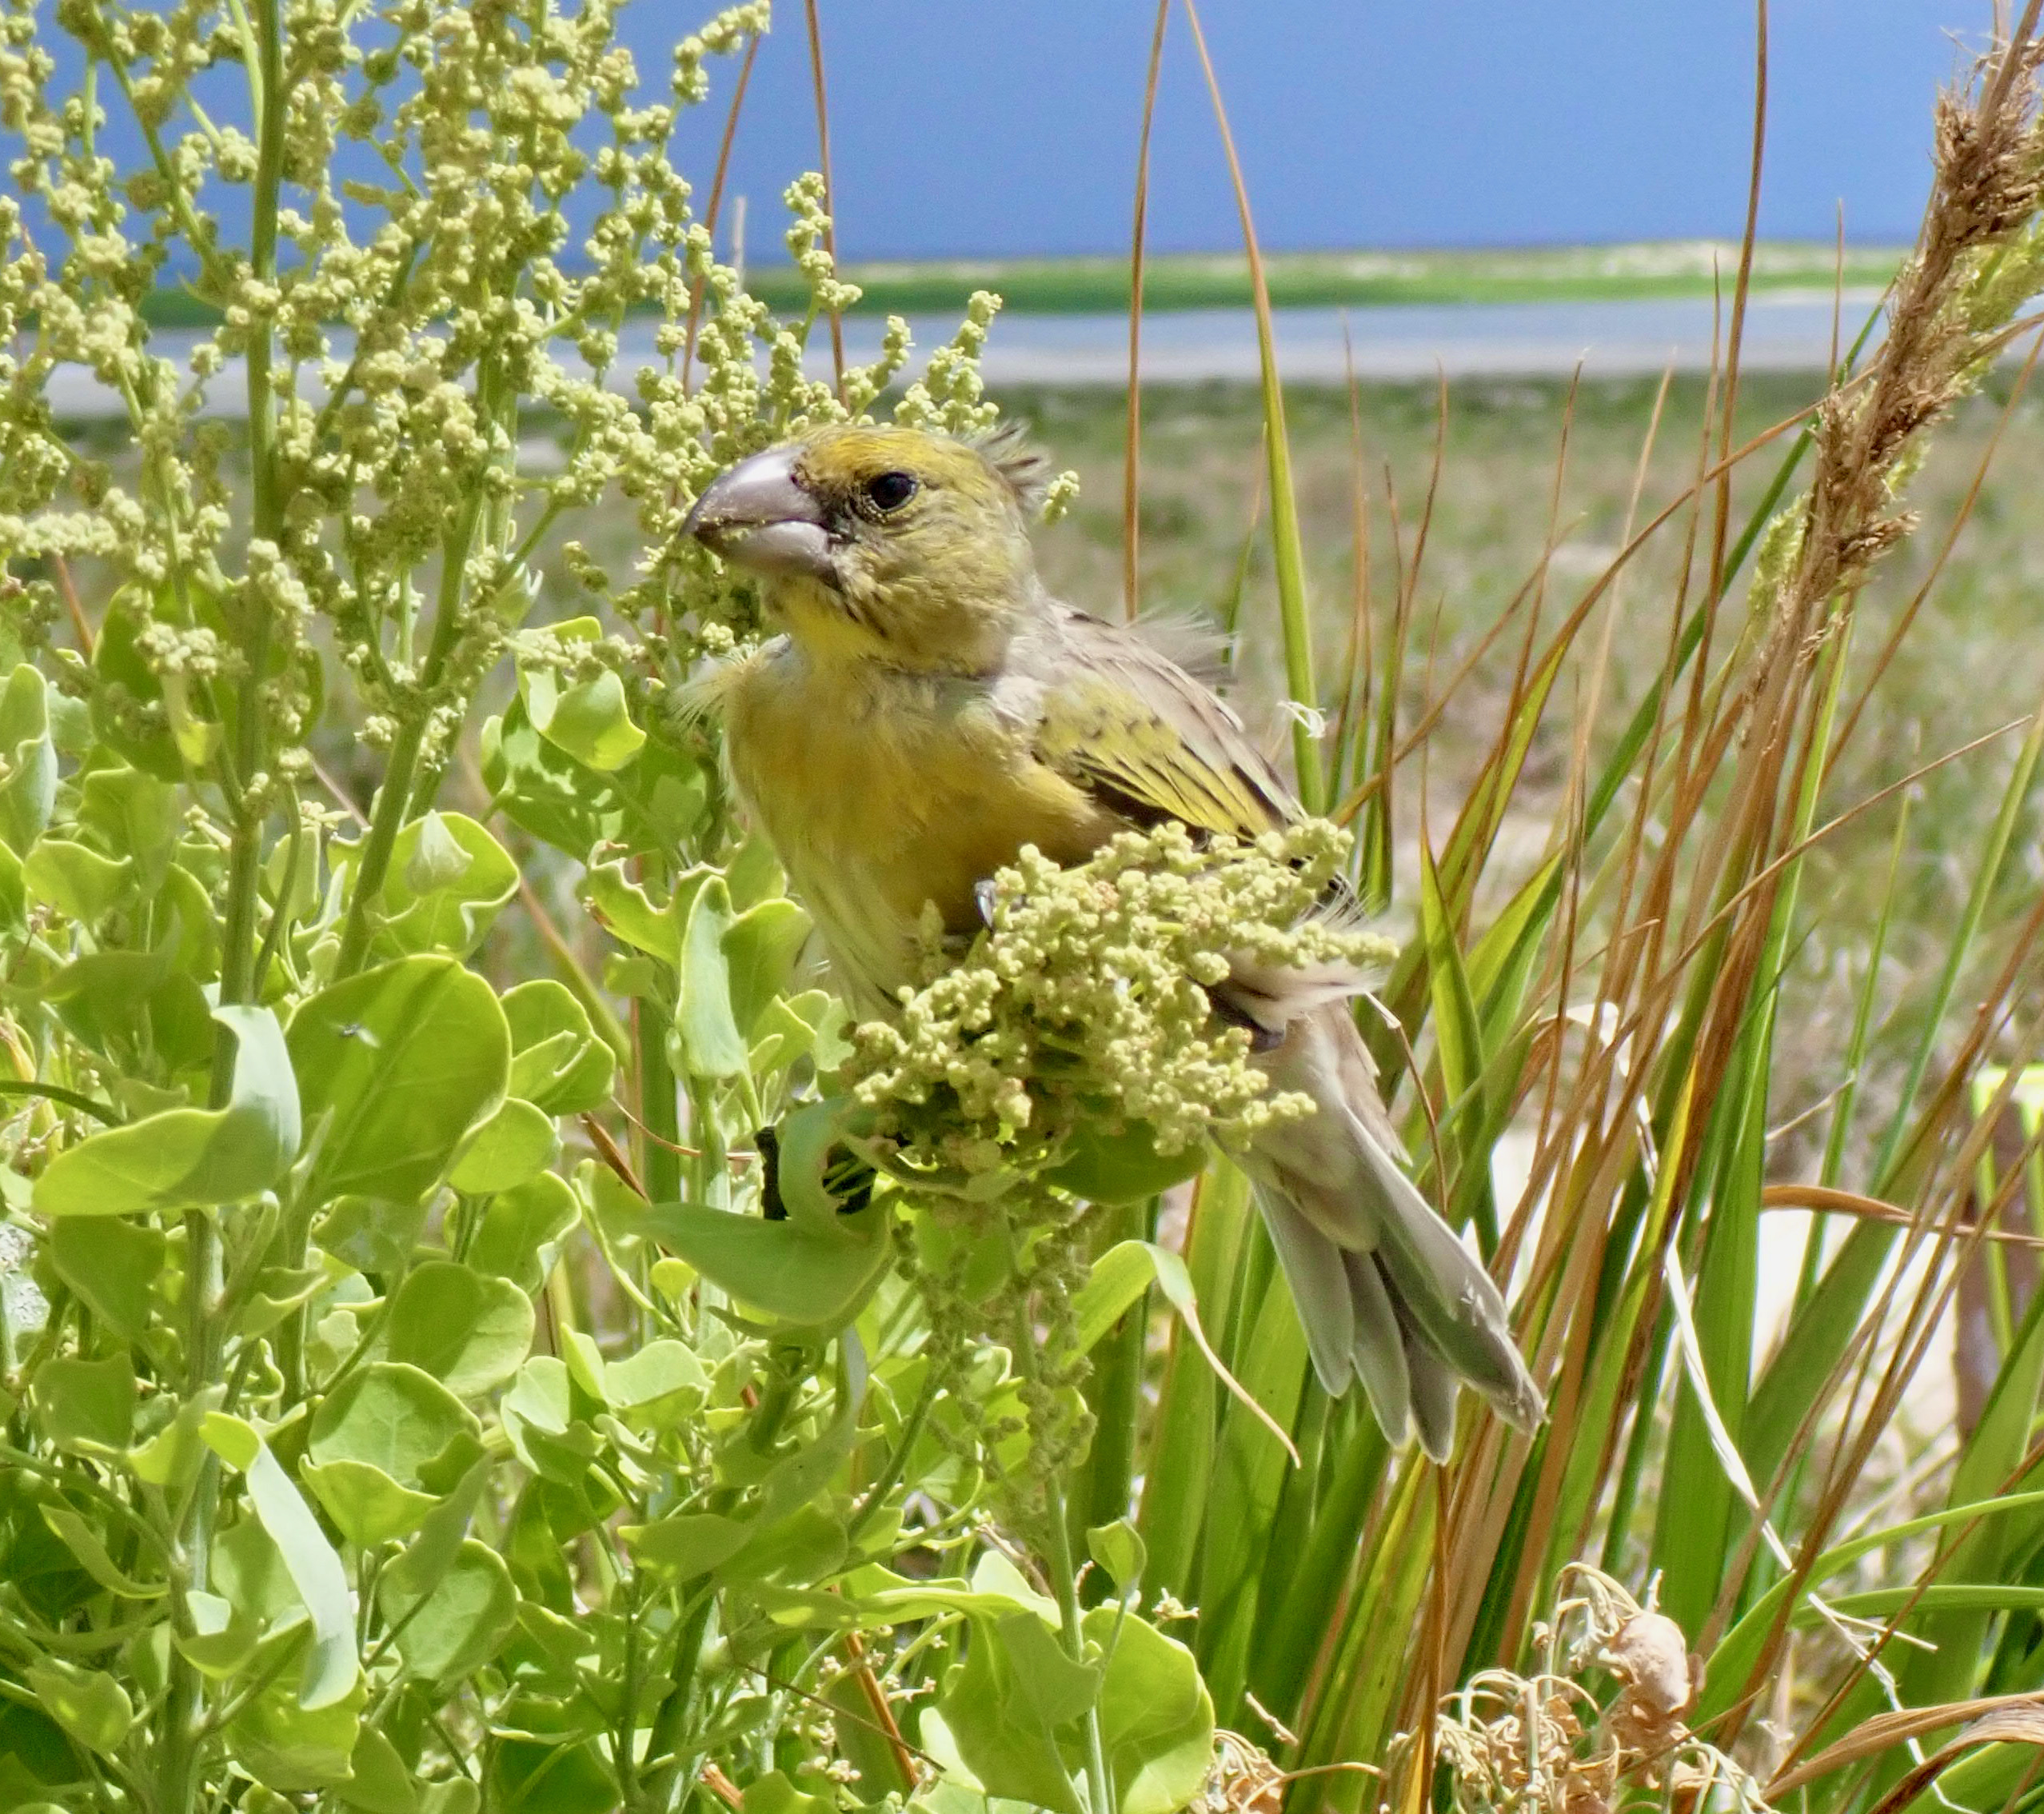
top-left (849, 818), bottom-right (1394, 1188)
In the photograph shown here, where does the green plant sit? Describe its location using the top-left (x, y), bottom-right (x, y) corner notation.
top-left (7, 3), bottom-right (2044, 1814)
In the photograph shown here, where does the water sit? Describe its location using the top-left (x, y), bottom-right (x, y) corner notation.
top-left (40, 291), bottom-right (1886, 417)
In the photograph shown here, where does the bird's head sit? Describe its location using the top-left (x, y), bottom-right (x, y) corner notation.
top-left (682, 423), bottom-right (1051, 673)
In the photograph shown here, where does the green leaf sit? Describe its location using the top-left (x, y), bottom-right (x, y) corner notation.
top-left (937, 1612), bottom-right (1089, 1814)
top-left (314, 1194), bottom-right (430, 1274)
top-left (633, 1200), bottom-right (892, 1331)
top-left (335, 1727), bottom-right (421, 1814)
top-left (582, 858), bottom-right (680, 965)
top-left (40, 1503), bottom-right (165, 1599)
top-left (202, 1413), bottom-right (358, 1710)
top-left (1074, 1239), bottom-right (1295, 1461)
top-left (44, 1216), bottom-right (165, 1344)
top-left (385, 1456), bottom-right (491, 1599)
top-left (174, 1588), bottom-right (259, 1679)
top-left (224, 1668), bottom-right (365, 1792)
top-left (373, 812), bottom-right (519, 958)
top-left (24, 838), bottom-right (135, 921)
top-left (31, 1353), bottom-right (134, 1453)
top-left (523, 662), bottom-right (645, 772)
top-left (376, 1537), bottom-right (517, 1683)
top-left (722, 896), bottom-right (812, 1037)
top-left (1085, 1521), bottom-right (1147, 1597)
top-left (289, 956), bottom-right (509, 1208)
top-left (0, 663), bottom-right (56, 853)
top-left (308, 1362), bottom-right (480, 1486)
top-left (449, 1097), bottom-right (559, 1194)
top-left (385, 1261), bottom-right (535, 1398)
top-left (488, 1735), bottom-right (614, 1814)
top-left (499, 1356), bottom-right (600, 1484)
top-left (1083, 1607), bottom-right (1215, 1814)
top-left (504, 979), bottom-right (616, 1114)
top-left (34, 1004), bottom-right (300, 1217)
top-left (467, 1171), bottom-right (580, 1293)
top-left (740, 1772), bottom-right (831, 1814)
top-left (78, 766), bottom-right (181, 889)
top-left (677, 876), bottom-right (749, 1077)
top-left (1044, 1113), bottom-right (1209, 1205)
top-left (300, 1460), bottom-right (440, 1548)
top-left (620, 1512), bottom-right (751, 1578)
top-left (26, 1659), bottom-right (132, 1755)
top-left (482, 697), bottom-right (625, 856)
top-left (601, 1337), bottom-right (709, 1430)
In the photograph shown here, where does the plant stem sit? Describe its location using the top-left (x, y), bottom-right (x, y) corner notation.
top-left (1003, 1223), bottom-right (1113, 1814)
top-left (332, 485), bottom-right (485, 979)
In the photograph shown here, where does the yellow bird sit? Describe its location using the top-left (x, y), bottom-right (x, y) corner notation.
top-left (684, 422), bottom-right (1540, 1458)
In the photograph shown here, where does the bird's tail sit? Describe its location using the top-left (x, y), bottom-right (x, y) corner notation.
top-left (1238, 1002), bottom-right (1543, 1460)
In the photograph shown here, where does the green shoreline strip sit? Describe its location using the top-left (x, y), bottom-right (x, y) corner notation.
top-left (137, 238), bottom-right (1906, 326)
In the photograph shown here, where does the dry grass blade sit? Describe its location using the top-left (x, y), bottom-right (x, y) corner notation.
top-left (1121, 0), bottom-right (1170, 621)
top-left (1766, 1696), bottom-right (2044, 1800)
top-left (802, 0), bottom-right (846, 396)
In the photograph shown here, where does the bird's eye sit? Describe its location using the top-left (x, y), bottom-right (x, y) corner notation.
top-left (863, 469), bottom-right (918, 512)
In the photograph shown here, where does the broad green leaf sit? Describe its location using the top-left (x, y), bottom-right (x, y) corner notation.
top-left (129, 1385), bottom-right (223, 1492)
top-left (467, 1171), bottom-right (580, 1293)
top-left (375, 1537), bottom-right (517, 1683)
top-left (517, 616), bottom-right (645, 771)
top-left (384, 1456), bottom-right (492, 1600)
top-left (289, 956), bottom-right (509, 1207)
top-left (741, 1771), bottom-right (831, 1814)
top-left (481, 697), bottom-right (626, 857)
top-left (1086, 1520), bottom-right (1147, 1596)
top-left (44, 1216), bottom-right (165, 1343)
top-left (676, 875), bottom-right (748, 1077)
top-left (937, 1612), bottom-right (1089, 1814)
top-left (24, 838), bottom-right (135, 921)
top-left (844, 1550), bottom-right (1062, 1627)
top-left (26, 1659), bottom-right (131, 1755)
top-left (78, 766), bottom-right (180, 889)
top-left (723, 896), bottom-right (812, 1037)
top-left (620, 1511), bottom-right (752, 1578)
top-left (499, 1356), bottom-right (600, 1483)
top-left (523, 662), bottom-right (645, 772)
top-left (314, 1194), bottom-right (430, 1274)
top-left (385, 1262), bottom-right (534, 1398)
top-left (34, 1004), bottom-right (300, 1217)
top-left (633, 1200), bottom-right (892, 1331)
top-left (224, 1668), bottom-right (365, 1791)
top-left (375, 812), bottom-right (518, 958)
top-left (31, 1353), bottom-right (134, 1453)
top-left (581, 859), bottom-right (679, 965)
top-left (202, 1413), bottom-right (357, 1709)
top-left (488, 1735), bottom-right (613, 1814)
top-left (1082, 1606), bottom-right (1215, 1814)
top-left (448, 1097), bottom-right (559, 1194)
top-left (0, 838), bottom-right (21, 931)
top-left (0, 666), bottom-right (54, 858)
top-left (602, 1337), bottom-right (709, 1429)
top-left (0, 664), bottom-right (55, 854)
top-left (174, 1588), bottom-right (258, 1679)
top-left (335, 1727), bottom-right (420, 1814)
top-left (301, 1459), bottom-right (439, 1548)
top-left (504, 978), bottom-right (616, 1114)
top-left (1044, 1113), bottom-right (1208, 1205)
top-left (308, 1363), bottom-right (480, 1485)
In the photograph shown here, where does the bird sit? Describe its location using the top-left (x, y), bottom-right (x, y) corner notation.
top-left (681, 422), bottom-right (1542, 1460)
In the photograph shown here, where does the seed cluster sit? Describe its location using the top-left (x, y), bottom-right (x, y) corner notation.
top-left (848, 818), bottom-right (1395, 1187)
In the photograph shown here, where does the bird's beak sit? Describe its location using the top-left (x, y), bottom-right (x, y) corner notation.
top-left (681, 446), bottom-right (836, 584)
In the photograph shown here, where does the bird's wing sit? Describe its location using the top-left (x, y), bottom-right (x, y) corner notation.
top-left (1025, 604), bottom-right (1297, 839)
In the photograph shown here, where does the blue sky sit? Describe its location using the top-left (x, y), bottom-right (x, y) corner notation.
top-left (654, 0), bottom-right (1986, 261)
